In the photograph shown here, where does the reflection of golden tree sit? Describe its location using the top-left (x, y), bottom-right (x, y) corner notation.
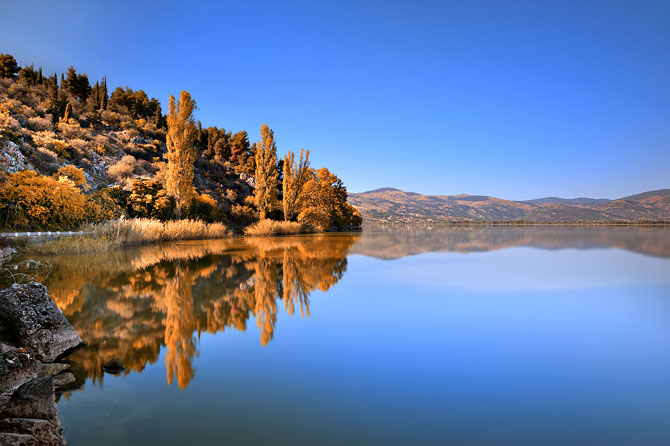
top-left (282, 249), bottom-right (310, 318)
top-left (252, 258), bottom-right (279, 346)
top-left (45, 234), bottom-right (360, 391)
top-left (163, 265), bottom-right (198, 389)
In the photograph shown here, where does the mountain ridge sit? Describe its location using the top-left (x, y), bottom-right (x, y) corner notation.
top-left (348, 188), bottom-right (670, 223)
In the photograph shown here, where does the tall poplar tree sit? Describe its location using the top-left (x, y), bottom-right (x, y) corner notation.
top-left (165, 90), bottom-right (198, 219)
top-left (282, 148), bottom-right (310, 221)
top-left (254, 124), bottom-right (278, 220)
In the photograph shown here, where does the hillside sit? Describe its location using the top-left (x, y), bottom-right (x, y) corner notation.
top-left (349, 188), bottom-right (670, 223)
top-left (0, 53), bottom-right (360, 230)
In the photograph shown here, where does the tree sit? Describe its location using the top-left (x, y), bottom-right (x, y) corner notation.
top-left (62, 103), bottom-right (73, 122)
top-left (282, 148), bottom-right (310, 221)
top-left (18, 65), bottom-right (38, 85)
top-left (153, 103), bottom-right (162, 127)
top-left (254, 124), bottom-right (279, 220)
top-left (0, 54), bottom-right (19, 79)
top-left (101, 76), bottom-right (108, 110)
top-left (165, 90), bottom-right (198, 219)
top-left (47, 81), bottom-right (62, 121)
top-left (62, 66), bottom-right (91, 102)
top-left (298, 167), bottom-right (361, 229)
top-left (230, 131), bottom-right (249, 163)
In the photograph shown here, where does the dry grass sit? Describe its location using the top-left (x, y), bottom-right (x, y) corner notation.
top-left (31, 218), bottom-right (230, 254)
top-left (244, 219), bottom-right (314, 236)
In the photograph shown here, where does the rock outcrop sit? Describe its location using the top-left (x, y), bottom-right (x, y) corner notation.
top-left (0, 283), bottom-right (83, 362)
top-left (0, 283), bottom-right (85, 445)
top-left (0, 246), bottom-right (14, 267)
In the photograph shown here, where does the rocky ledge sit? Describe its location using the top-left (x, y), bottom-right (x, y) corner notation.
top-left (0, 282), bottom-right (84, 445)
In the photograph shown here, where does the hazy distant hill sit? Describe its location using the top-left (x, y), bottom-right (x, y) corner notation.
top-left (348, 188), bottom-right (670, 223)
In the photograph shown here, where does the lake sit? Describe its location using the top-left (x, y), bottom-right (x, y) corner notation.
top-left (41, 226), bottom-right (670, 445)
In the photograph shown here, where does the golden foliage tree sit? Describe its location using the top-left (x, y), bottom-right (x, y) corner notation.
top-left (282, 148), bottom-right (310, 221)
top-left (298, 167), bottom-right (361, 229)
top-left (254, 124), bottom-right (278, 220)
top-left (165, 90), bottom-right (197, 219)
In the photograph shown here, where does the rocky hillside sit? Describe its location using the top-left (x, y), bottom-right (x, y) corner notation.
top-left (349, 188), bottom-right (670, 223)
top-left (0, 72), bottom-right (259, 226)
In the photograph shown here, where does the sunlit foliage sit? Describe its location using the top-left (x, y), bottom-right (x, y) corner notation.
top-left (165, 91), bottom-right (197, 218)
top-left (253, 124), bottom-right (278, 219)
top-left (299, 167), bottom-right (362, 229)
top-left (282, 148), bottom-right (310, 221)
top-left (0, 169), bottom-right (108, 230)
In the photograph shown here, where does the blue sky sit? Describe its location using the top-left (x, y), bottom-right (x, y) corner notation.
top-left (1, 0), bottom-right (668, 199)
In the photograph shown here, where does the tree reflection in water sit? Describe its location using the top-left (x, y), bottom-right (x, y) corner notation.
top-left (40, 234), bottom-right (359, 392)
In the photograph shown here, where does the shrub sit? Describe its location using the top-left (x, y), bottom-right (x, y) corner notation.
top-left (31, 130), bottom-right (70, 159)
top-left (26, 115), bottom-right (52, 131)
top-left (126, 179), bottom-right (175, 220)
top-left (224, 188), bottom-right (238, 202)
top-left (230, 204), bottom-right (256, 225)
top-left (107, 154), bottom-right (138, 180)
top-left (54, 165), bottom-right (88, 188)
top-left (188, 193), bottom-right (226, 223)
top-left (0, 170), bottom-right (94, 230)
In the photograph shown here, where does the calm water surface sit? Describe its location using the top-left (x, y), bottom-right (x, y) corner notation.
top-left (41, 227), bottom-right (670, 445)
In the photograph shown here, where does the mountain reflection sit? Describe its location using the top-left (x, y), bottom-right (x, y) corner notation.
top-left (351, 225), bottom-right (670, 258)
top-left (43, 235), bottom-right (359, 391)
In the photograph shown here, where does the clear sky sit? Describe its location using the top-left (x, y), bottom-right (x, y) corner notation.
top-left (1, 0), bottom-right (668, 199)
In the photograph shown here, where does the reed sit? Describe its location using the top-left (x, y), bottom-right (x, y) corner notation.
top-left (31, 218), bottom-right (230, 254)
top-left (243, 219), bottom-right (314, 236)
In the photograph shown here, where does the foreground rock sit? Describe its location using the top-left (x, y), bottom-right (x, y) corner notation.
top-left (0, 282), bottom-right (85, 445)
top-left (0, 345), bottom-right (74, 445)
top-left (0, 283), bottom-right (83, 362)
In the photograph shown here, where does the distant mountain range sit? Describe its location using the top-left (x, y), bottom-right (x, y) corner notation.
top-left (348, 188), bottom-right (670, 223)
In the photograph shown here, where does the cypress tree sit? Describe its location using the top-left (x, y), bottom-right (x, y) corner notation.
top-left (101, 76), bottom-right (108, 110)
top-left (47, 82), bottom-right (61, 122)
top-left (165, 90), bottom-right (198, 219)
top-left (62, 102), bottom-right (72, 122)
top-left (254, 124), bottom-right (279, 220)
top-left (90, 81), bottom-right (100, 110)
top-left (153, 103), bottom-right (162, 127)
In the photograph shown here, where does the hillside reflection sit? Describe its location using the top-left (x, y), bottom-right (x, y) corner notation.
top-left (44, 235), bottom-right (359, 391)
top-left (352, 225), bottom-right (670, 258)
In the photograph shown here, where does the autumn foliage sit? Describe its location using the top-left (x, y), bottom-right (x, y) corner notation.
top-left (0, 168), bottom-right (115, 230)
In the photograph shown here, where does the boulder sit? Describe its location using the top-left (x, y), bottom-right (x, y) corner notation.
top-left (0, 376), bottom-right (66, 445)
top-left (0, 283), bottom-right (83, 362)
top-left (102, 358), bottom-right (125, 374)
top-left (0, 347), bottom-right (72, 446)
top-left (0, 246), bottom-right (15, 267)
top-left (0, 141), bottom-right (33, 173)
top-left (51, 373), bottom-right (76, 389)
